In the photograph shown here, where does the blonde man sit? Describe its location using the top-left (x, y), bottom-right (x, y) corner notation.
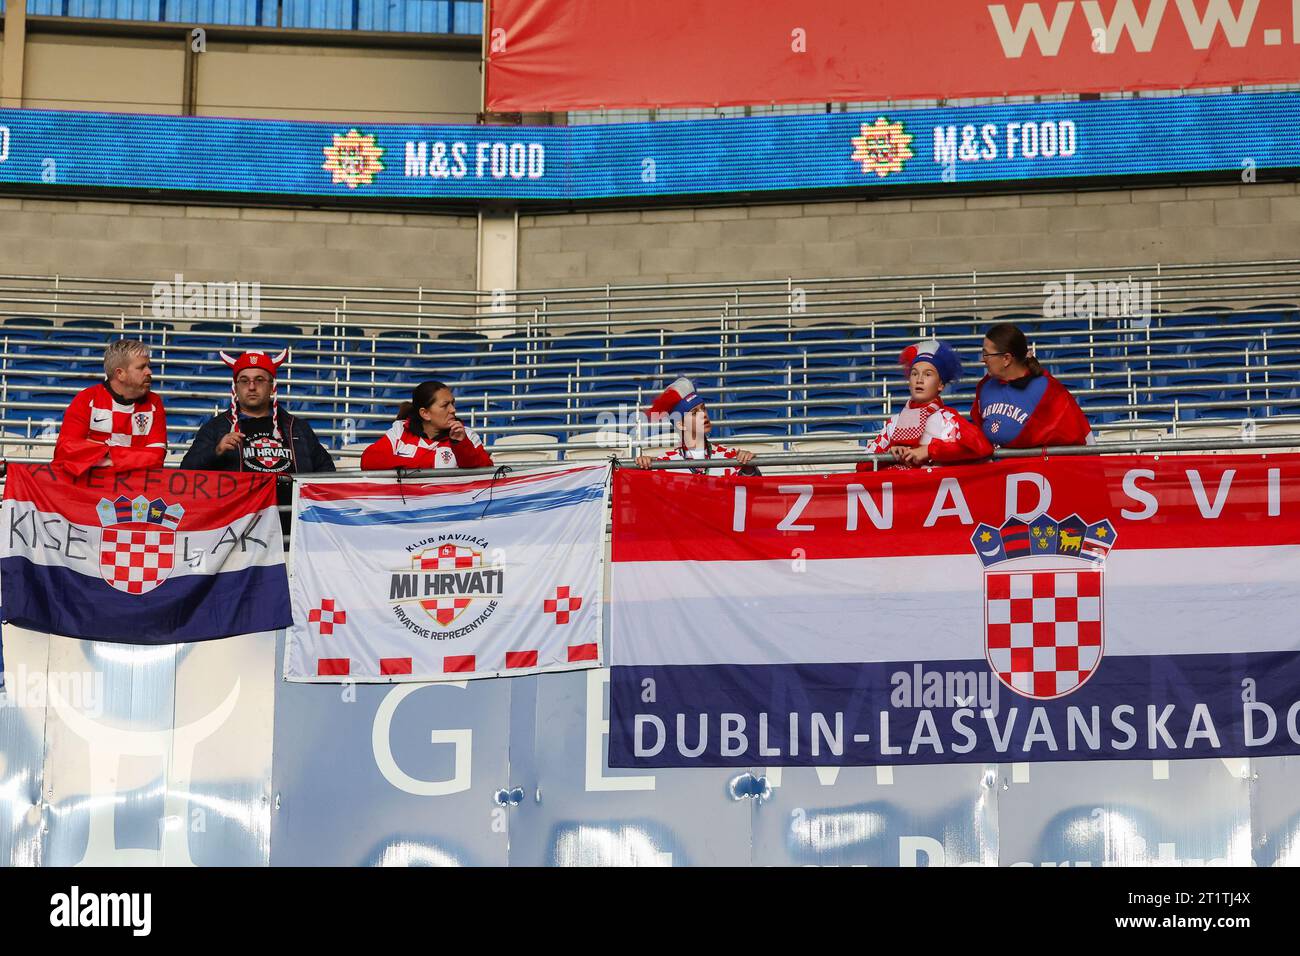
top-left (54, 338), bottom-right (168, 475)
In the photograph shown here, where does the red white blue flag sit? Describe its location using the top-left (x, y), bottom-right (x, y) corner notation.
top-left (285, 464), bottom-right (609, 682)
top-left (608, 455), bottom-right (1300, 768)
top-left (1, 463), bottom-right (291, 642)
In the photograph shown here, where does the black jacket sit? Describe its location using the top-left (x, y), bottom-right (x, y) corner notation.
top-left (179, 408), bottom-right (336, 474)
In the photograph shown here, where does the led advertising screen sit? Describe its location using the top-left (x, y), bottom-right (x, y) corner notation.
top-left (0, 90), bottom-right (1294, 204)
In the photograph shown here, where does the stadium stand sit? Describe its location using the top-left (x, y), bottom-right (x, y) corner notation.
top-left (1, 260), bottom-right (1296, 468)
top-left (22, 0), bottom-right (483, 34)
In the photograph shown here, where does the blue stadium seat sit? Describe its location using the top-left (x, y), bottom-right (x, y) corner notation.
top-left (716, 421), bottom-right (786, 439)
top-left (803, 416), bottom-right (859, 435)
top-left (1033, 317), bottom-right (1092, 346)
top-left (5, 396), bottom-right (64, 438)
top-left (733, 326), bottom-right (791, 355)
top-left (9, 359), bottom-right (66, 389)
top-left (555, 338), bottom-right (610, 367)
top-left (1189, 358), bottom-right (1245, 383)
top-left (439, 330), bottom-right (489, 342)
top-left (1154, 312), bottom-right (1215, 339)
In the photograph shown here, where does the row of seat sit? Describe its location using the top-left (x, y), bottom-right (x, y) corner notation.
top-left (1, 308), bottom-right (1297, 449)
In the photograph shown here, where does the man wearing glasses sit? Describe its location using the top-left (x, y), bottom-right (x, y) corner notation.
top-left (180, 348), bottom-right (335, 478)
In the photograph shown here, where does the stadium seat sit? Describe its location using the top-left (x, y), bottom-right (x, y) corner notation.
top-left (489, 433), bottom-right (561, 463)
top-left (563, 431), bottom-right (628, 461)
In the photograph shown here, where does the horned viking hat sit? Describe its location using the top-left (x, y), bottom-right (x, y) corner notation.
top-left (220, 348), bottom-right (288, 440)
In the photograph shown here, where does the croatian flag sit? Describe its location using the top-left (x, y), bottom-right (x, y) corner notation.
top-left (0, 463), bottom-right (291, 642)
top-left (285, 464), bottom-right (609, 682)
top-left (608, 455), bottom-right (1300, 768)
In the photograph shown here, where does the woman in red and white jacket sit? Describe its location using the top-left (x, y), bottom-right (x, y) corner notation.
top-left (360, 380), bottom-right (493, 471)
top-left (857, 339), bottom-right (992, 471)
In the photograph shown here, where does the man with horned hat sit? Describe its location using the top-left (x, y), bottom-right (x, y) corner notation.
top-left (180, 348), bottom-right (335, 478)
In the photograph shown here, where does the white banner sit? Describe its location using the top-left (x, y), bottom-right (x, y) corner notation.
top-left (285, 464), bottom-right (610, 682)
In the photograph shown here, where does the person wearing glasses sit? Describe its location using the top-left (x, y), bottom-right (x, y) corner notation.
top-left (180, 348), bottom-right (336, 476)
top-left (972, 322), bottom-right (1093, 448)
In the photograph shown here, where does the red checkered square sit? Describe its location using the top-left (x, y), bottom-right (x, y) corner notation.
top-left (380, 658), bottom-right (412, 675)
top-left (543, 586), bottom-right (584, 625)
top-left (1076, 571), bottom-right (1102, 597)
top-left (444, 655), bottom-right (476, 673)
top-left (567, 643), bottom-right (599, 662)
top-left (506, 650), bottom-right (539, 669)
top-left (307, 599), bottom-right (348, 636)
top-left (317, 658), bottom-right (350, 676)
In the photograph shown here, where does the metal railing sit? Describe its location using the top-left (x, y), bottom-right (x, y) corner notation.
top-left (0, 260), bottom-right (1296, 456)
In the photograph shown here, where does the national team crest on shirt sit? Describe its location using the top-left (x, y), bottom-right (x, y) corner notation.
top-left (243, 434), bottom-right (293, 472)
top-left (971, 513), bottom-right (1117, 701)
top-left (395, 542), bottom-right (506, 629)
top-left (95, 494), bottom-right (186, 595)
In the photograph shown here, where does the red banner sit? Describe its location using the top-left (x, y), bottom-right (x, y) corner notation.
top-left (486, 0), bottom-right (1300, 112)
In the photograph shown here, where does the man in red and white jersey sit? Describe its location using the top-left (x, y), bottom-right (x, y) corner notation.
top-left (54, 338), bottom-right (168, 476)
top-left (634, 377), bottom-right (760, 477)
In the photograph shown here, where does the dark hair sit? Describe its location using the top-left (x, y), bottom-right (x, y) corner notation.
top-left (397, 380), bottom-right (451, 434)
top-left (985, 322), bottom-right (1043, 376)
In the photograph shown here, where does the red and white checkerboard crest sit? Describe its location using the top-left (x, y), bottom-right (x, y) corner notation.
top-left (976, 512), bottom-right (1114, 701)
top-left (984, 565), bottom-right (1105, 700)
top-left (415, 543), bottom-right (481, 626)
top-left (95, 493), bottom-right (182, 595)
top-left (99, 526), bottom-right (176, 595)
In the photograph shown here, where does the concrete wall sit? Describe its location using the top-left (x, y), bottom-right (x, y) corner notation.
top-left (23, 34), bottom-right (185, 114)
top-left (11, 31), bottom-right (478, 123)
top-left (518, 183), bottom-right (1300, 288)
top-left (195, 43), bottom-right (479, 123)
top-left (0, 197), bottom-right (477, 289)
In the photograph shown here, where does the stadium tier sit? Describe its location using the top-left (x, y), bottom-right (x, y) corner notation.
top-left (21, 0), bottom-right (483, 33)
top-left (1, 261), bottom-right (1296, 465)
